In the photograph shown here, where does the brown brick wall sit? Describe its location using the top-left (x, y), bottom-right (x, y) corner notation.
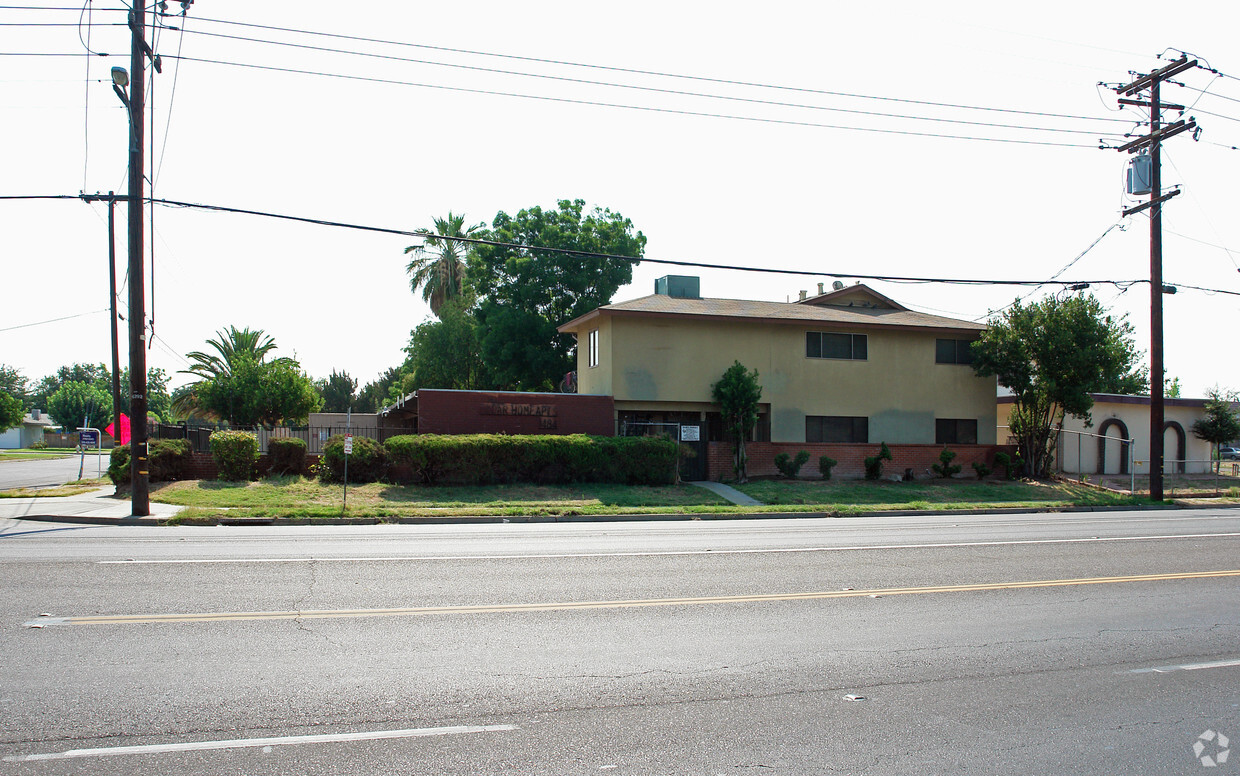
top-left (707, 441), bottom-right (1014, 480)
top-left (416, 390), bottom-right (614, 436)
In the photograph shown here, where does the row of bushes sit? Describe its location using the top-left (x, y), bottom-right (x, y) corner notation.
top-left (109, 432), bottom-right (679, 487)
top-left (773, 445), bottom-right (1023, 481)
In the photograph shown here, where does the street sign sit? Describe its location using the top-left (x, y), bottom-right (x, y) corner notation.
top-left (79, 430), bottom-right (99, 447)
top-left (343, 435), bottom-right (353, 455)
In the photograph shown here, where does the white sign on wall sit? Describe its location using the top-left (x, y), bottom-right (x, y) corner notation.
top-left (680, 425), bottom-right (701, 442)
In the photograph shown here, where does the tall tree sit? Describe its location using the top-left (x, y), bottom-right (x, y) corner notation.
top-left (972, 295), bottom-right (1144, 478)
top-left (29, 363), bottom-right (110, 410)
top-left (711, 361), bottom-right (763, 483)
top-left (355, 367), bottom-right (407, 413)
top-left (0, 365), bottom-right (28, 408)
top-left (403, 301), bottom-right (483, 390)
top-left (468, 199), bottom-right (646, 389)
top-left (1192, 389), bottom-right (1240, 473)
top-left (405, 212), bottom-right (485, 318)
top-left (0, 391), bottom-right (23, 432)
top-left (316, 369), bottom-right (358, 413)
top-left (47, 381), bottom-right (111, 431)
top-left (176, 327), bottom-right (315, 426)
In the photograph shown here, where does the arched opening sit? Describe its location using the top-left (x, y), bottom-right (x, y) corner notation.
top-left (1097, 418), bottom-right (1129, 475)
top-left (1163, 420), bottom-right (1186, 474)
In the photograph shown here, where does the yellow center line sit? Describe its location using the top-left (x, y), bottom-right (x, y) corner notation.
top-left (61, 569), bottom-right (1240, 626)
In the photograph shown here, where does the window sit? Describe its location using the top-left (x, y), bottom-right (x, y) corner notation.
top-left (935, 338), bottom-right (974, 365)
top-left (935, 418), bottom-right (978, 445)
top-left (806, 332), bottom-right (867, 360)
top-left (587, 329), bottom-right (599, 368)
top-left (806, 416), bottom-right (868, 443)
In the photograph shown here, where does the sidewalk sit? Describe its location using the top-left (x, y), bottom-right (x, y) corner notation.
top-left (0, 486), bottom-right (184, 525)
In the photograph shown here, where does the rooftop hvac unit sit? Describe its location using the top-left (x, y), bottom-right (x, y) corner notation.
top-left (654, 275), bottom-right (701, 299)
top-left (1127, 153), bottom-right (1153, 196)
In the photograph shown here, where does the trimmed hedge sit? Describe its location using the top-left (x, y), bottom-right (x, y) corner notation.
top-left (385, 434), bottom-right (679, 486)
top-left (317, 434), bottom-right (388, 484)
top-left (210, 430), bottom-right (258, 481)
top-left (268, 436), bottom-right (308, 476)
top-left (107, 439), bottom-right (192, 486)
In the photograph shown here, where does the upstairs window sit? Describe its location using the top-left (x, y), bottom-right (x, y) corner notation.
top-left (806, 332), bottom-right (867, 360)
top-left (936, 338), bottom-right (975, 365)
top-left (587, 329), bottom-right (599, 368)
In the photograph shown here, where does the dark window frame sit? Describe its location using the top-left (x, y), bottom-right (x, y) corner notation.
top-left (935, 418), bottom-right (978, 445)
top-left (806, 331), bottom-right (868, 361)
top-left (806, 415), bottom-right (869, 443)
top-left (935, 338), bottom-right (975, 365)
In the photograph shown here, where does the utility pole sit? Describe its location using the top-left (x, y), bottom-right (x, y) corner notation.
top-left (1114, 56), bottom-right (1197, 502)
top-left (80, 192), bottom-right (124, 437)
top-left (127, 5), bottom-right (149, 516)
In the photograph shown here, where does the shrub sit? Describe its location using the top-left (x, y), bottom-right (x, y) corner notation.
top-left (863, 442), bottom-right (892, 480)
top-left (971, 461), bottom-right (991, 480)
top-left (210, 430), bottom-right (258, 481)
top-left (774, 450), bottom-right (811, 479)
top-left (107, 439), bottom-right (192, 485)
top-left (994, 451), bottom-right (1022, 480)
top-left (384, 434), bottom-right (678, 486)
top-left (932, 448), bottom-right (962, 479)
top-left (818, 455), bottom-right (837, 480)
top-left (30, 440), bottom-right (48, 450)
top-left (318, 435), bottom-right (388, 484)
top-left (267, 437), bottom-right (307, 476)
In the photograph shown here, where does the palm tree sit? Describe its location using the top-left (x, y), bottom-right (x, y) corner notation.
top-left (173, 326), bottom-right (291, 422)
top-left (404, 212), bottom-right (485, 317)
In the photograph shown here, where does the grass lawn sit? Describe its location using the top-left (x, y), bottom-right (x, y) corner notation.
top-left (733, 477), bottom-right (1146, 513)
top-left (141, 475), bottom-right (1155, 522)
top-left (0, 452), bottom-right (72, 461)
top-left (0, 479), bottom-right (110, 498)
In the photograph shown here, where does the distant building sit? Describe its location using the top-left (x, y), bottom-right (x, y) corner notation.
top-left (0, 409), bottom-right (60, 449)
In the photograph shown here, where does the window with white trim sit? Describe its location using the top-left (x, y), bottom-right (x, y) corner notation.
top-left (587, 329), bottom-right (599, 368)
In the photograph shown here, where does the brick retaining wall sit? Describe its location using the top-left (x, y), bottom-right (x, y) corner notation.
top-left (707, 442), bottom-right (1014, 481)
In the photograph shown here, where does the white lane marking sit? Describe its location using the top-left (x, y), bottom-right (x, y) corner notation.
top-left (97, 532), bottom-right (1240, 564)
top-left (2, 724), bottom-right (518, 762)
top-left (1128, 658), bottom-right (1240, 674)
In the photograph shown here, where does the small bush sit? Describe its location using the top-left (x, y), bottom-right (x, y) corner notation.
top-left (971, 461), bottom-right (991, 480)
top-left (774, 450), bottom-right (810, 479)
top-left (994, 451), bottom-right (1022, 480)
top-left (107, 439), bottom-right (192, 485)
top-left (319, 435), bottom-right (388, 484)
top-left (267, 437), bottom-right (307, 476)
top-left (932, 447), bottom-right (962, 479)
top-left (210, 430), bottom-right (258, 481)
top-left (863, 442), bottom-right (893, 480)
top-left (818, 455), bottom-right (837, 480)
top-left (30, 440), bottom-right (48, 450)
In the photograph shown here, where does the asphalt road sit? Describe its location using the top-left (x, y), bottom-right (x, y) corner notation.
top-left (1, 509), bottom-right (1237, 774)
top-left (0, 455), bottom-right (102, 489)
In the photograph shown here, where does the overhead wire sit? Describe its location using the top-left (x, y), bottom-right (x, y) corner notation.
top-left (165, 26), bottom-right (1123, 139)
top-left (168, 54), bottom-right (1112, 148)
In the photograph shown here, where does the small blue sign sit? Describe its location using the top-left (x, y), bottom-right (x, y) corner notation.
top-left (79, 430), bottom-right (100, 446)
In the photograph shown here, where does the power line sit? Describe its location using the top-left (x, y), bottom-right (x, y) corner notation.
top-left (169, 54), bottom-right (1111, 148)
top-left (183, 15), bottom-right (1136, 125)
top-left (0, 309), bottom-right (108, 333)
top-left (167, 26), bottom-right (1122, 138)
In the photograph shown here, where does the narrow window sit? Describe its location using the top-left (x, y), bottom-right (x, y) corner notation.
top-left (587, 329), bottom-right (599, 368)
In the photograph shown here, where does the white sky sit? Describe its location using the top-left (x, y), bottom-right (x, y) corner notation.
top-left (3, 1), bottom-right (1238, 398)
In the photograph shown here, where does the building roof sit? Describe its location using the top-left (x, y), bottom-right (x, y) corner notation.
top-left (559, 285), bottom-right (985, 335)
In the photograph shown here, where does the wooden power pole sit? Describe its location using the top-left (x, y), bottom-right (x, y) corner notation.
top-left (1114, 56), bottom-right (1197, 502)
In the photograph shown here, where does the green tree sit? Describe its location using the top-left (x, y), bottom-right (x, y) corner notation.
top-left (1192, 389), bottom-right (1240, 474)
top-left (47, 381), bottom-right (111, 431)
top-left (118, 367), bottom-right (172, 423)
top-left (0, 391), bottom-right (23, 432)
top-left (316, 369), bottom-right (358, 413)
top-left (0, 365), bottom-right (29, 408)
top-left (29, 363), bottom-right (110, 410)
top-left (711, 361), bottom-right (763, 483)
top-left (972, 295), bottom-right (1144, 478)
top-left (405, 212), bottom-right (485, 318)
top-left (468, 199), bottom-right (646, 390)
top-left (355, 366), bottom-right (407, 413)
top-left (177, 327), bottom-right (317, 426)
top-left (404, 301), bottom-right (483, 390)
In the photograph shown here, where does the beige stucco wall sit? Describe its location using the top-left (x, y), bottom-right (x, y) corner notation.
top-left (576, 315), bottom-right (996, 444)
top-left (998, 398), bottom-right (1214, 474)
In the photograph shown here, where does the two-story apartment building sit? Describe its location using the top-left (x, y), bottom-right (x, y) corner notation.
top-left (558, 278), bottom-right (997, 456)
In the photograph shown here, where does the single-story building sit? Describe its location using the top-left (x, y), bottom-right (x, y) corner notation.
top-left (998, 393), bottom-right (1219, 475)
top-left (0, 409), bottom-right (60, 449)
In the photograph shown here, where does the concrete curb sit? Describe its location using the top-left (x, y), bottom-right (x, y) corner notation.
top-left (9, 499), bottom-right (1236, 527)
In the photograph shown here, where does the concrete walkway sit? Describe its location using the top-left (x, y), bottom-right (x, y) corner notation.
top-left (0, 486), bottom-right (184, 525)
top-left (689, 480), bottom-right (765, 506)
